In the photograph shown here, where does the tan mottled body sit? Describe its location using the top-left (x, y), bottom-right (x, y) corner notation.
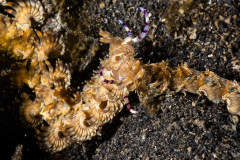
top-left (139, 62), bottom-right (240, 116)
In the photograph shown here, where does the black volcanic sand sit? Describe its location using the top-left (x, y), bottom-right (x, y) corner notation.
top-left (1, 0), bottom-right (240, 159)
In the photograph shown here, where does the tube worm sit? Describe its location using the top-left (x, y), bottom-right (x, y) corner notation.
top-left (34, 32), bottom-right (64, 63)
top-left (63, 107), bottom-right (99, 142)
top-left (20, 93), bottom-right (42, 127)
top-left (36, 119), bottom-right (70, 153)
top-left (8, 0), bottom-right (44, 31)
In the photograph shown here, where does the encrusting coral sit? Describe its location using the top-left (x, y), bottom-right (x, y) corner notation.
top-left (1, 0), bottom-right (240, 154)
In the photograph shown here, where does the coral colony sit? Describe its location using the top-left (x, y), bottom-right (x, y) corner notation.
top-left (1, 0), bottom-right (240, 153)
